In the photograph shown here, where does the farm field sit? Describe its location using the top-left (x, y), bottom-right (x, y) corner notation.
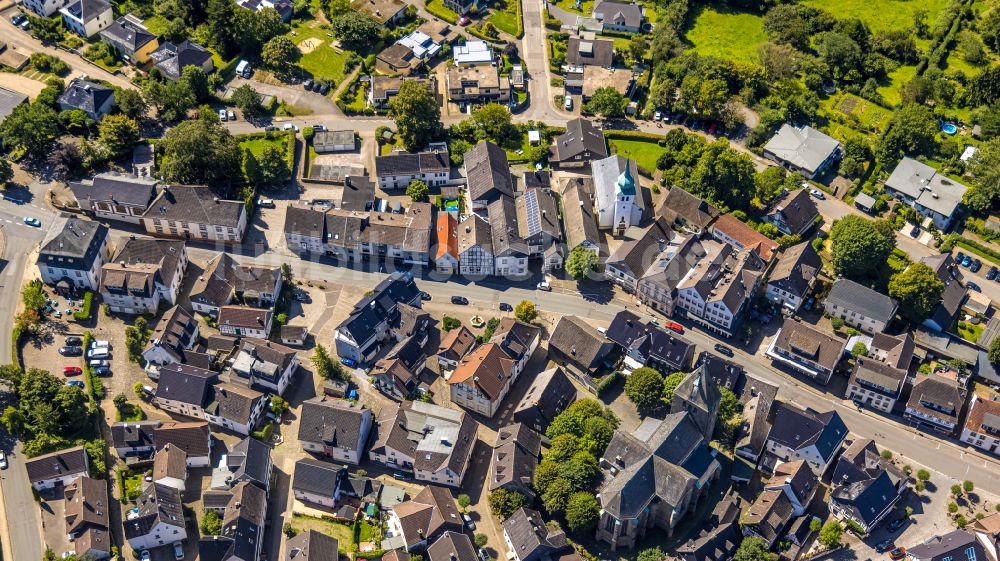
top-left (799, 0), bottom-right (951, 33)
top-left (684, 4), bottom-right (767, 64)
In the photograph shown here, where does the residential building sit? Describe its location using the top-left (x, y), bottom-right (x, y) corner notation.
top-left (709, 214), bottom-right (777, 263)
top-left (360, 203), bottom-right (434, 265)
top-left (846, 332), bottom-right (913, 413)
top-left (298, 398), bottom-right (374, 465)
top-left (503, 508), bottom-right (572, 561)
top-left (657, 187), bottom-right (720, 234)
top-left (313, 130), bottom-right (356, 153)
top-left (369, 76), bottom-right (436, 109)
top-left (669, 366), bottom-right (722, 440)
top-left (449, 343), bottom-right (518, 417)
top-left (453, 40), bottom-right (493, 64)
top-left (593, 155), bottom-right (644, 234)
top-left (592, 0), bottom-right (643, 32)
top-left (766, 318), bottom-right (847, 385)
top-left (60, 0), bottom-right (112, 36)
top-left (374, 150), bottom-right (450, 190)
top-left (906, 531), bottom-right (986, 561)
top-left (58, 79), bottom-right (115, 120)
top-left (442, 0), bottom-right (477, 15)
top-left (141, 185), bottom-right (247, 242)
top-left (764, 404), bottom-right (848, 476)
top-left (229, 337), bottom-right (299, 395)
top-left (434, 212), bottom-right (459, 274)
top-left (489, 318), bottom-right (540, 376)
top-left (190, 253), bottom-right (281, 316)
top-left (830, 439), bottom-right (907, 533)
top-left (154, 364), bottom-right (218, 419)
top-left (437, 325), bottom-right (476, 373)
top-left (605, 310), bottom-right (696, 373)
top-left (152, 444), bottom-right (188, 492)
top-left (68, 172), bottom-right (158, 224)
top-left (466, 141), bottom-right (515, 209)
top-left (489, 196), bottom-right (530, 277)
top-left (100, 237), bottom-right (187, 314)
top-left (142, 305), bottom-right (200, 368)
top-left (904, 372), bottom-right (968, 434)
top-left (124, 483), bottom-right (186, 550)
top-left (766, 241), bottom-right (821, 313)
top-left (446, 64), bottom-right (511, 105)
top-left (674, 497), bottom-right (741, 561)
top-left (511, 367), bottom-right (577, 434)
top-left (559, 177), bottom-right (600, 256)
top-left (283, 530), bottom-right (339, 561)
top-left (547, 315), bottom-right (617, 377)
top-left (25, 446), bottom-right (89, 491)
top-left (204, 382), bottom-right (267, 436)
top-left (0, 87), bottom-right (27, 121)
top-left (280, 325), bottom-right (308, 347)
top-left (743, 461), bottom-right (818, 546)
top-left (515, 188), bottom-right (562, 261)
top-left (921, 253), bottom-right (967, 333)
top-left (37, 215), bottom-right (110, 292)
top-left (111, 421), bottom-right (159, 459)
top-left (206, 481), bottom-right (267, 561)
top-left (734, 374), bottom-right (779, 464)
top-left (64, 476), bottom-right (112, 560)
top-left (960, 387), bottom-right (1000, 455)
top-left (523, 169), bottom-right (553, 191)
top-left (595, 413), bottom-right (721, 549)
top-left (604, 217), bottom-right (673, 293)
top-left (673, 240), bottom-right (765, 338)
top-left (371, 357), bottom-right (417, 402)
top-left (387, 485), bottom-right (464, 550)
top-left (369, 401), bottom-right (478, 486)
top-left (292, 458), bottom-right (346, 507)
top-left (213, 435), bottom-right (273, 493)
top-left (428, 532), bottom-right (478, 561)
top-left (24, 0), bottom-right (70, 17)
top-left (489, 423), bottom-right (541, 498)
top-left (762, 124), bottom-right (842, 180)
top-left (884, 157), bottom-right (969, 231)
top-left (351, 0), bottom-right (406, 24)
top-left (153, 421), bottom-right (212, 467)
top-left (149, 40), bottom-right (214, 80)
top-left (377, 31), bottom-right (440, 75)
top-left (566, 36), bottom-right (614, 67)
top-left (236, 0), bottom-right (294, 20)
top-left (333, 272), bottom-right (422, 363)
top-left (458, 214), bottom-right (494, 277)
top-left (824, 279), bottom-right (898, 334)
top-left (218, 306), bottom-right (273, 339)
top-left (764, 189), bottom-right (819, 237)
top-left (549, 118), bottom-right (608, 168)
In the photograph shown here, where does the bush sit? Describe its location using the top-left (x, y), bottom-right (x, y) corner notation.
top-left (443, 316), bottom-right (461, 331)
top-left (201, 509), bottom-right (222, 536)
top-left (595, 371), bottom-right (621, 396)
top-left (819, 521), bottom-right (843, 548)
top-left (832, 317), bottom-right (845, 330)
top-left (917, 469), bottom-right (931, 481)
top-left (625, 367), bottom-right (665, 411)
top-left (73, 291), bottom-right (93, 321)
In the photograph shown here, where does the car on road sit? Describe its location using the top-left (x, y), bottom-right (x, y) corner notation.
top-left (808, 189), bottom-right (825, 200)
top-left (59, 345), bottom-right (82, 356)
top-left (283, 124), bottom-right (299, 132)
top-left (564, 95), bottom-right (573, 110)
top-left (499, 302), bottom-right (513, 312)
top-left (714, 343), bottom-right (733, 357)
top-left (173, 542), bottom-right (184, 560)
top-left (0, 451), bottom-right (7, 470)
top-left (313, 124), bottom-right (327, 131)
top-left (23, 216), bottom-right (40, 227)
top-left (392, 471), bottom-right (411, 480)
top-left (968, 281), bottom-right (982, 292)
top-left (972, 258), bottom-right (983, 273)
top-left (537, 281), bottom-right (551, 291)
top-left (666, 321), bottom-right (684, 334)
top-left (63, 366), bottom-right (82, 376)
top-left (451, 296), bottom-right (469, 305)
top-left (961, 255), bottom-right (973, 267)
top-left (462, 513), bottom-right (476, 530)
top-left (420, 291), bottom-right (431, 301)
top-left (875, 539), bottom-right (893, 553)
top-left (65, 336), bottom-right (83, 346)
top-left (889, 547), bottom-right (906, 560)
top-left (988, 266), bottom-right (998, 281)
top-left (339, 357), bottom-right (357, 368)
top-left (67, 381), bottom-right (84, 388)
top-left (886, 517), bottom-right (907, 533)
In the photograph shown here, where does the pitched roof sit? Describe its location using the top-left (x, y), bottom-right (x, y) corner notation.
top-left (149, 40), bottom-right (212, 79)
top-left (711, 214), bottom-right (777, 262)
top-left (658, 187), bottom-right (720, 231)
top-left (458, 214), bottom-right (492, 256)
top-left (428, 531), bottom-right (478, 561)
top-left (221, 481), bottom-right (267, 560)
top-left (516, 188), bottom-right (562, 242)
top-left (293, 458), bottom-right (345, 497)
top-left (363, 203), bottom-right (433, 255)
top-left (111, 420), bottom-right (159, 451)
top-left (100, 16), bottom-right (156, 51)
top-left (512, 367), bottom-right (577, 427)
top-left (153, 421), bottom-right (211, 458)
top-left (465, 141), bottom-right (513, 202)
top-left (284, 529), bottom-right (340, 561)
top-left (376, 151), bottom-right (449, 178)
top-left (771, 318), bottom-right (846, 373)
top-left (769, 189), bottom-right (819, 235)
top-left (57, 79), bottom-right (113, 115)
top-left (488, 196), bottom-right (529, 257)
top-left (826, 279), bottom-right (898, 325)
top-left (548, 315), bottom-right (613, 369)
top-left (371, 401), bottom-right (478, 476)
top-left (337, 272), bottom-right (420, 344)
top-left (501, 508), bottom-right (569, 561)
top-left (191, 252), bottom-right (278, 308)
top-left (767, 404), bottom-right (847, 461)
top-left (566, 37), bottom-right (613, 66)
top-left (490, 424), bottom-right (541, 492)
top-left (125, 483), bottom-right (184, 539)
top-left (964, 390), bottom-right (1000, 437)
top-left (906, 373), bottom-right (967, 420)
top-left (143, 185), bottom-right (244, 229)
top-left (226, 436), bottom-right (272, 488)
top-left (437, 325), bottom-right (476, 362)
top-left (907, 530), bottom-right (983, 561)
top-left (488, 318), bottom-right (540, 361)
top-left (885, 157), bottom-right (968, 220)
top-left (155, 363), bottom-right (216, 405)
top-left (68, 172), bottom-right (158, 208)
top-left (450, 343), bottom-right (516, 401)
top-left (741, 488), bottom-right (793, 544)
top-left (64, 475), bottom-right (110, 535)
top-left (206, 382), bottom-right (264, 425)
top-left (153, 444), bottom-right (187, 482)
top-left (551, 118), bottom-right (607, 162)
top-left (392, 485), bottom-right (464, 547)
top-left (768, 241), bottom-right (821, 298)
top-left (559, 177), bottom-right (600, 252)
top-left (218, 305), bottom-right (273, 330)
top-left (435, 212), bottom-right (459, 261)
top-left (605, 217), bottom-right (673, 279)
top-left (39, 215), bottom-right (108, 263)
top-left (593, 0), bottom-right (642, 27)
top-left (298, 398), bottom-right (370, 451)
top-left (763, 124), bottom-right (841, 175)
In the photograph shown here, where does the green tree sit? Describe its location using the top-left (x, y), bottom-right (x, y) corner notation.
top-left (829, 215), bottom-right (896, 279)
top-left (201, 509), bottom-right (223, 535)
top-left (233, 7), bottom-right (288, 55)
top-left (0, 103), bottom-right (60, 156)
top-left (22, 280), bottom-right (47, 312)
top-left (134, 382), bottom-right (146, 399)
top-left (541, 477), bottom-right (572, 514)
top-left (143, 79), bottom-right (196, 122)
top-left (231, 85), bottom-right (264, 118)
top-left (471, 103), bottom-right (514, 143)
top-left (819, 521), bottom-right (843, 548)
top-left (876, 103), bottom-right (939, 165)
top-left (389, 80), bottom-right (442, 152)
top-left (964, 480), bottom-right (975, 493)
top-left (325, 0), bottom-right (351, 16)
top-left (97, 114), bottom-right (140, 157)
top-left (851, 342), bottom-right (869, 357)
top-left (270, 396), bottom-right (288, 416)
top-left (182, 65), bottom-right (211, 102)
top-left (533, 460), bottom-right (561, 495)
top-left (889, 262), bottom-right (945, 322)
top-left (565, 246), bottom-right (599, 280)
top-left (262, 36), bottom-right (301, 71)
top-left (585, 87), bottom-right (626, 118)
top-left (734, 537), bottom-right (778, 561)
top-left (514, 301), bottom-right (537, 323)
top-left (917, 469), bottom-right (931, 481)
top-left (474, 534), bottom-right (488, 548)
top-left (329, 12), bottom-right (381, 49)
top-left (965, 138), bottom-right (1000, 215)
top-left (717, 387), bottom-right (741, 420)
top-left (406, 180), bottom-right (429, 202)
top-left (443, 316), bottom-right (461, 331)
top-left (628, 35), bottom-right (647, 61)
top-left (625, 367), bottom-right (665, 411)
top-left (113, 393), bottom-right (127, 410)
top-left (685, 140), bottom-right (757, 211)
top-left (159, 118), bottom-right (242, 184)
top-left (28, 17), bottom-right (63, 44)
top-left (457, 493), bottom-right (471, 510)
top-left (754, 167), bottom-right (790, 205)
top-left (564, 492), bottom-right (600, 533)
top-left (256, 145), bottom-right (289, 184)
top-left (660, 371), bottom-right (687, 403)
top-left (116, 88), bottom-right (149, 121)
top-left (636, 548), bottom-right (665, 561)
top-left (312, 344), bottom-right (341, 379)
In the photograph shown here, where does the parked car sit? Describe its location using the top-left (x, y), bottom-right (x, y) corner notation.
top-left (714, 344), bottom-right (734, 357)
top-left (227, 110), bottom-right (235, 121)
top-left (283, 124), bottom-right (299, 131)
top-left (462, 514), bottom-right (476, 530)
top-left (87, 348), bottom-right (110, 359)
top-left (564, 95), bottom-right (573, 110)
top-left (89, 359), bottom-right (108, 368)
top-left (392, 471), bottom-right (411, 480)
top-left (972, 259), bottom-right (983, 273)
top-left (479, 548), bottom-right (491, 561)
top-left (257, 198), bottom-right (275, 208)
top-left (303, 79), bottom-right (314, 90)
top-left (961, 255), bottom-right (973, 267)
top-left (140, 551), bottom-right (151, 561)
top-left (451, 296), bottom-right (469, 305)
top-left (10, 14), bottom-right (25, 25)
top-left (654, 110), bottom-right (662, 121)
top-left (889, 547), bottom-right (906, 560)
top-left (218, 108), bottom-right (227, 121)
top-left (65, 336), bottom-right (83, 346)
top-left (886, 517), bottom-right (907, 533)
top-left (319, 82), bottom-right (331, 95)
top-left (63, 366), bottom-right (82, 376)
top-left (499, 302), bottom-right (513, 312)
top-left (988, 266), bottom-right (998, 281)
top-left (419, 291), bottom-right (431, 301)
top-left (968, 281), bottom-right (982, 293)
top-left (339, 357), bottom-right (357, 368)
top-left (537, 281), bottom-right (551, 291)
top-left (59, 346), bottom-right (82, 356)
top-left (808, 189), bottom-right (825, 200)
top-left (91, 340), bottom-right (110, 349)
top-left (67, 381), bottom-right (84, 389)
top-left (173, 542), bottom-right (184, 560)
top-left (0, 451), bottom-right (7, 469)
top-left (909, 224), bottom-right (920, 237)
top-left (957, 251), bottom-right (966, 263)
top-left (23, 216), bottom-right (40, 227)
top-left (875, 539), bottom-right (893, 553)
top-left (666, 321), bottom-right (684, 334)
top-left (313, 124), bottom-right (327, 131)
top-left (457, 15), bottom-right (470, 25)
top-left (94, 366), bottom-right (111, 376)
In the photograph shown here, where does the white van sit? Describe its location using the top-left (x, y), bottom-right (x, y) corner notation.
top-left (235, 60), bottom-right (251, 78)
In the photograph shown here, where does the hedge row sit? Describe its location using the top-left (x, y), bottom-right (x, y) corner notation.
top-left (595, 371), bottom-right (621, 396)
top-left (82, 331), bottom-right (104, 402)
top-left (955, 237), bottom-right (1000, 267)
top-left (73, 291), bottom-right (93, 322)
top-left (604, 130), bottom-right (665, 142)
top-left (10, 326), bottom-right (23, 370)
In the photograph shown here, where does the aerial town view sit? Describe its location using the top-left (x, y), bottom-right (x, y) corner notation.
top-left (0, 0), bottom-right (999, 560)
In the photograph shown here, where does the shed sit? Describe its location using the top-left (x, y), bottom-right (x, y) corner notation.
top-left (324, 378), bottom-right (349, 398)
top-left (528, 130), bottom-right (541, 145)
top-left (315, 130), bottom-right (356, 153)
top-left (854, 192), bottom-right (877, 213)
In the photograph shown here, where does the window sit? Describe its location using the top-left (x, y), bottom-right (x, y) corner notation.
top-left (967, 548), bottom-right (977, 561)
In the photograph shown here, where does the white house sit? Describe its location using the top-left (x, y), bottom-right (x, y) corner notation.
top-left (203, 383), bottom-right (266, 436)
top-left (151, 444), bottom-right (187, 492)
top-left (292, 458), bottom-right (344, 507)
top-left (141, 185), bottom-right (247, 242)
top-left (24, 0), bottom-right (70, 16)
top-left (60, 0), bottom-right (113, 37)
top-left (141, 305), bottom-right (200, 368)
top-left (229, 338), bottom-right (299, 395)
top-left (960, 390), bottom-right (1000, 455)
top-left (100, 238), bottom-right (187, 314)
top-left (764, 404), bottom-right (848, 476)
top-left (883, 157), bottom-right (969, 231)
top-left (217, 306), bottom-right (273, 339)
top-left (37, 216), bottom-right (110, 292)
top-left (124, 483), bottom-right (186, 551)
top-left (458, 215), bottom-right (494, 277)
top-left (374, 150), bottom-right (450, 190)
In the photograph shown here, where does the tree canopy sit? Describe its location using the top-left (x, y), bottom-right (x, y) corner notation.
top-left (0, 103), bottom-right (60, 156)
top-left (389, 80), bottom-right (442, 152)
top-left (329, 12), bottom-right (381, 49)
top-left (565, 247), bottom-right (599, 280)
top-left (158, 117), bottom-right (242, 185)
top-left (829, 215), bottom-right (896, 279)
top-left (625, 367), bottom-right (665, 411)
top-left (585, 87), bottom-right (627, 118)
top-left (889, 262), bottom-right (945, 322)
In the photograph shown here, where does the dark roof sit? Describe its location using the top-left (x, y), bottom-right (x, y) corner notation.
top-left (341, 175), bottom-right (376, 212)
top-left (152, 444), bottom-right (187, 482)
top-left (153, 422), bottom-right (211, 458)
top-left (515, 188), bottom-right (562, 243)
top-left (490, 424), bottom-right (541, 492)
top-left (826, 279), bottom-right (898, 325)
top-left (124, 483), bottom-right (184, 539)
top-left (205, 382), bottom-right (264, 425)
top-left (25, 445), bottom-right (88, 483)
top-left (771, 317), bottom-right (846, 373)
top-left (392, 486), bottom-right (464, 548)
top-left (658, 187), bottom-right (720, 231)
top-left (298, 398), bottom-right (370, 452)
top-left (551, 118), bottom-right (607, 162)
top-left (437, 325), bottom-right (476, 362)
top-left (150, 40), bottom-right (212, 79)
top-left (675, 498), bottom-right (741, 561)
top-left (559, 176), bottom-right (600, 252)
top-left (489, 196), bottom-right (529, 257)
top-left (906, 374), bottom-right (967, 421)
top-left (336, 272), bottom-right (420, 346)
top-left (548, 315), bottom-right (614, 370)
top-left (465, 141), bottom-right (513, 202)
top-left (512, 367), bottom-right (577, 429)
top-left (155, 363), bottom-right (217, 406)
top-left (220, 482), bottom-right (267, 560)
top-left (371, 401), bottom-right (478, 478)
top-left (831, 439), bottom-right (904, 527)
top-left (100, 16), bottom-right (156, 51)
top-left (293, 458), bottom-right (346, 497)
top-left (767, 404), bottom-right (847, 462)
top-left (605, 217), bottom-right (673, 279)
top-left (908, 531), bottom-right (983, 561)
top-left (501, 508), bottom-right (569, 561)
top-left (428, 531), bottom-right (478, 561)
top-left (593, 0), bottom-right (642, 27)
top-left (375, 151), bottom-right (449, 179)
top-left (741, 488), bottom-right (793, 544)
top-left (218, 305), bottom-right (272, 330)
top-left (522, 170), bottom-right (552, 190)
top-left (111, 421), bottom-right (159, 451)
top-left (0, 87), bottom-right (27, 123)
top-left (57, 79), bottom-right (113, 115)
top-left (768, 241), bottom-right (821, 298)
top-left (39, 215), bottom-right (108, 263)
top-left (284, 529), bottom-right (339, 561)
top-left (769, 189), bottom-right (818, 235)
top-left (63, 0), bottom-right (110, 22)
top-left (144, 185), bottom-right (244, 229)
top-left (605, 310), bottom-right (695, 369)
top-left (68, 172), bottom-right (158, 209)
top-left (191, 252), bottom-right (279, 308)
top-left (227, 436), bottom-right (272, 488)
top-left (489, 318), bottom-right (540, 361)
top-left (566, 37), bottom-right (614, 67)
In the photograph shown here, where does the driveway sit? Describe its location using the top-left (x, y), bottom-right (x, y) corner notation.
top-left (230, 77), bottom-right (341, 116)
top-left (813, 194), bottom-right (937, 262)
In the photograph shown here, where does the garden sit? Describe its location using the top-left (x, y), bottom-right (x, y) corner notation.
top-left (289, 514), bottom-right (380, 553)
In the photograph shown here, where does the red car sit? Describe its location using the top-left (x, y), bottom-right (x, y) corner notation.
top-left (666, 322), bottom-right (684, 334)
top-left (63, 366), bottom-right (82, 376)
top-left (458, 15), bottom-right (470, 25)
top-left (889, 547), bottom-right (906, 560)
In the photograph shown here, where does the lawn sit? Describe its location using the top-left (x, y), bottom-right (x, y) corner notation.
top-left (116, 403), bottom-right (145, 422)
top-left (239, 135), bottom-right (289, 159)
top-left (124, 473), bottom-right (145, 501)
top-left (357, 519), bottom-right (377, 542)
top-left (292, 515), bottom-right (354, 551)
top-left (553, 0), bottom-right (595, 15)
top-left (425, 0), bottom-right (460, 23)
top-left (684, 4), bottom-right (767, 64)
top-left (877, 65), bottom-right (916, 108)
top-left (821, 93), bottom-right (894, 134)
top-left (291, 22), bottom-right (350, 82)
top-left (488, 0), bottom-right (522, 37)
top-left (608, 138), bottom-right (665, 174)
top-left (957, 320), bottom-right (984, 343)
top-left (800, 0), bottom-right (950, 34)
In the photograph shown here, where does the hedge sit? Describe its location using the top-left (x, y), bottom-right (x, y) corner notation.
top-left (956, 237), bottom-right (1000, 266)
top-left (82, 331), bottom-right (104, 401)
top-left (73, 291), bottom-right (93, 322)
top-left (11, 326), bottom-right (23, 370)
top-left (604, 130), bottom-right (665, 142)
top-left (595, 371), bottom-right (621, 396)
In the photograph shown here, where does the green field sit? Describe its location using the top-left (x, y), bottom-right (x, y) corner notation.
top-left (608, 138), bottom-right (665, 174)
top-left (553, 0), bottom-right (595, 15)
top-left (425, 0), bottom-right (460, 23)
top-left (684, 5), bottom-right (767, 64)
top-left (799, 0), bottom-right (950, 34)
top-left (877, 65), bottom-right (917, 108)
top-left (488, 0), bottom-right (522, 37)
top-left (239, 135), bottom-right (290, 159)
top-left (291, 515), bottom-right (354, 552)
top-left (291, 23), bottom-right (350, 82)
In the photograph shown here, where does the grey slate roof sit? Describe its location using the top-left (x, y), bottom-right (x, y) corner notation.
top-left (428, 531), bottom-right (478, 561)
top-left (548, 315), bottom-right (614, 370)
top-left (501, 508), bottom-right (568, 561)
top-left (336, 272), bottom-right (420, 347)
top-left (100, 15), bottom-right (156, 51)
top-left (511, 367), bottom-right (577, 429)
top-left (155, 363), bottom-right (217, 406)
top-left (559, 176), bottom-right (600, 252)
top-left (566, 37), bottom-right (613, 67)
top-left (0, 87), bottom-right (27, 124)
top-left (39, 215), bottom-right (108, 264)
top-left (150, 40), bottom-right (212, 80)
top-left (884, 157), bottom-right (968, 220)
top-left (551, 118), bottom-right (607, 163)
top-left (907, 530), bottom-right (984, 561)
top-left (768, 241), bottom-right (821, 298)
top-left (58, 79), bottom-right (113, 115)
top-left (375, 151), bottom-right (449, 179)
top-left (489, 196), bottom-right (529, 257)
top-left (226, 436), bottom-right (272, 489)
top-left (298, 398), bottom-right (370, 452)
top-left (63, 0), bottom-right (110, 22)
top-left (605, 217), bottom-right (673, 279)
top-left (458, 214), bottom-right (492, 256)
top-left (763, 124), bottom-right (841, 175)
top-left (489, 423), bottom-right (541, 492)
top-left (284, 529), bottom-right (339, 561)
top-left (826, 279), bottom-right (898, 325)
top-left (465, 141), bottom-right (513, 202)
top-left (25, 445), bottom-right (88, 483)
top-left (293, 458), bottom-right (345, 497)
top-left (767, 404), bottom-right (847, 462)
top-left (658, 187), bottom-right (720, 231)
top-left (153, 422), bottom-right (211, 458)
top-left (125, 483), bottom-right (184, 539)
top-left (143, 185), bottom-right (244, 229)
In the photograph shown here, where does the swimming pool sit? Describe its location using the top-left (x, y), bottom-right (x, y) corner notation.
top-left (444, 200), bottom-right (459, 211)
top-left (942, 123), bottom-right (958, 135)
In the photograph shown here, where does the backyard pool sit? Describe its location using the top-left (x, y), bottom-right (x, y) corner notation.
top-left (444, 199), bottom-right (459, 212)
top-left (942, 123), bottom-right (958, 135)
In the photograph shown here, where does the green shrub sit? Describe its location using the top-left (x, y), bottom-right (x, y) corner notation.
top-left (73, 291), bottom-right (93, 321)
top-left (595, 371), bottom-right (621, 396)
